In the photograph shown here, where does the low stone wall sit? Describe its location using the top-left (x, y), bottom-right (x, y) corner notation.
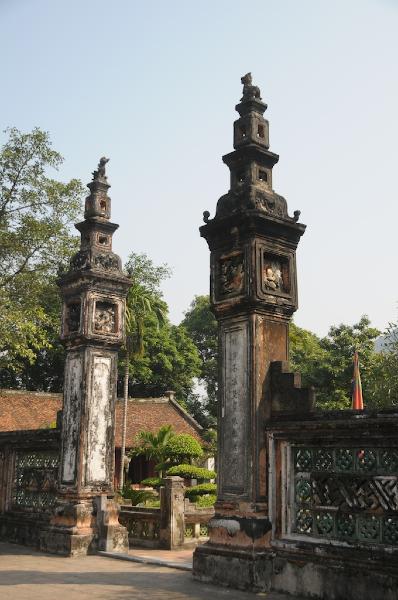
top-left (119, 506), bottom-right (161, 548)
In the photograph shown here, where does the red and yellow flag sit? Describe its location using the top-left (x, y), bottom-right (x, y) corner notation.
top-left (351, 351), bottom-right (364, 410)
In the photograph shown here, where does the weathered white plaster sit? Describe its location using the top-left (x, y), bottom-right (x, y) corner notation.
top-left (209, 518), bottom-right (240, 535)
top-left (86, 355), bottom-right (111, 483)
top-left (62, 354), bottom-right (82, 483)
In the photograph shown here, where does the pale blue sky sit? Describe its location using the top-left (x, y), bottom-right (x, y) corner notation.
top-left (1, 0), bottom-right (397, 336)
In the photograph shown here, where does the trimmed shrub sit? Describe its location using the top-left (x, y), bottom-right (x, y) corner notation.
top-left (184, 483), bottom-right (217, 499)
top-left (166, 464), bottom-right (216, 481)
top-left (121, 484), bottom-right (155, 506)
top-left (195, 494), bottom-right (217, 508)
top-left (140, 477), bottom-right (162, 488)
top-left (165, 434), bottom-right (203, 462)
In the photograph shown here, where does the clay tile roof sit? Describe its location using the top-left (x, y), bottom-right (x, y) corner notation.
top-left (0, 390), bottom-right (203, 448)
top-left (0, 390), bottom-right (62, 431)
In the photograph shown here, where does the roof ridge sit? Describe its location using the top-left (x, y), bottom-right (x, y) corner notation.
top-left (0, 389), bottom-right (62, 398)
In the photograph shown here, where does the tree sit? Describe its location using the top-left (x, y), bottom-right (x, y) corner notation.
top-left (317, 316), bottom-right (380, 409)
top-left (0, 127), bottom-right (84, 377)
top-left (289, 323), bottom-right (327, 391)
top-left (289, 317), bottom-right (381, 409)
top-left (119, 253), bottom-right (169, 489)
top-left (119, 253), bottom-right (201, 488)
top-left (181, 295), bottom-right (218, 424)
top-left (365, 321), bottom-right (398, 408)
top-left (164, 433), bottom-right (203, 465)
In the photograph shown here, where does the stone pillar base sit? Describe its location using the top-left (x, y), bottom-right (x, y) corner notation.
top-left (38, 495), bottom-right (128, 556)
top-left (193, 543), bottom-right (274, 592)
top-left (39, 527), bottom-right (96, 556)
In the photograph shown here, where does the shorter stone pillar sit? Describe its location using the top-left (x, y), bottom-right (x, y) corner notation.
top-left (41, 159), bottom-right (131, 556)
top-left (159, 477), bottom-right (185, 549)
top-left (94, 494), bottom-right (128, 553)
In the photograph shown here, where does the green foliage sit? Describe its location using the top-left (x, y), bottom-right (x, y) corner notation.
top-left (140, 477), bottom-right (162, 488)
top-left (121, 253), bottom-right (201, 402)
top-left (201, 428), bottom-right (217, 457)
top-left (0, 127), bottom-right (83, 380)
top-left (126, 315), bottom-right (201, 401)
top-left (184, 483), bottom-right (217, 499)
top-left (142, 498), bottom-right (160, 508)
top-left (120, 483), bottom-right (156, 506)
top-left (166, 464), bottom-right (216, 480)
top-left (289, 323), bottom-right (327, 390)
top-left (195, 494), bottom-right (217, 508)
top-left (181, 295), bottom-right (218, 425)
top-left (364, 322), bottom-right (398, 408)
top-left (128, 425), bottom-right (175, 477)
top-left (165, 433), bottom-right (203, 463)
top-left (290, 316), bottom-right (381, 409)
top-left (124, 252), bottom-right (172, 294)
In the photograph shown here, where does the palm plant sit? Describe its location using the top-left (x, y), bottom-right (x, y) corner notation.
top-left (130, 425), bottom-right (175, 478)
top-left (119, 283), bottom-right (167, 490)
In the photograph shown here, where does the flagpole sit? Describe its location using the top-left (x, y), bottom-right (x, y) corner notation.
top-left (351, 350), bottom-right (364, 410)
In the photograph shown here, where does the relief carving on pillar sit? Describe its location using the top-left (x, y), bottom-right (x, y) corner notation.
top-left (218, 253), bottom-right (245, 298)
top-left (93, 253), bottom-right (119, 271)
top-left (94, 301), bottom-right (117, 334)
top-left (262, 254), bottom-right (290, 295)
top-left (65, 301), bottom-right (81, 334)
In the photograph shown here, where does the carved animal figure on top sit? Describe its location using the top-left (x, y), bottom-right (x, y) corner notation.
top-left (241, 73), bottom-right (261, 101)
top-left (93, 156), bottom-right (109, 180)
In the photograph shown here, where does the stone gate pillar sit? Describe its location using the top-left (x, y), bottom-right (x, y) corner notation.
top-left (193, 75), bottom-right (306, 589)
top-left (41, 158), bottom-right (131, 556)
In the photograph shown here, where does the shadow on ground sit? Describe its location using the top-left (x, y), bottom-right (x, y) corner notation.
top-left (0, 542), bottom-right (306, 600)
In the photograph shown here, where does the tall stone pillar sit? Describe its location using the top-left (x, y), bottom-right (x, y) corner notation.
top-left (193, 74), bottom-right (306, 589)
top-left (41, 158), bottom-right (131, 556)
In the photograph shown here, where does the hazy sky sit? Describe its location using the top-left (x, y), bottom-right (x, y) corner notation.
top-left (1, 0), bottom-right (397, 336)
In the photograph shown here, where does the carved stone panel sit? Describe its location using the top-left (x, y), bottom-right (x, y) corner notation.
top-left (94, 301), bottom-right (117, 335)
top-left (65, 301), bottom-right (81, 335)
top-left (219, 320), bottom-right (249, 496)
top-left (217, 252), bottom-right (245, 299)
top-left (255, 242), bottom-right (296, 306)
top-left (263, 256), bottom-right (289, 294)
top-left (85, 355), bottom-right (112, 485)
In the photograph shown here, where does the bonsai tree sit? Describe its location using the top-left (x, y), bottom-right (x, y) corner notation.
top-left (166, 464), bottom-right (215, 481)
top-left (164, 433), bottom-right (203, 466)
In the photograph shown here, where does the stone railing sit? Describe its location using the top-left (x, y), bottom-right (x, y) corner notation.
top-left (119, 506), bottom-right (160, 548)
top-left (293, 445), bottom-right (398, 544)
top-left (184, 500), bottom-right (214, 542)
top-left (119, 478), bottom-right (215, 550)
top-left (267, 409), bottom-right (398, 599)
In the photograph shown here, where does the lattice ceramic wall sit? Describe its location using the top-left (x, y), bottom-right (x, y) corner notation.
top-left (293, 446), bottom-right (398, 545)
top-left (12, 451), bottom-right (59, 511)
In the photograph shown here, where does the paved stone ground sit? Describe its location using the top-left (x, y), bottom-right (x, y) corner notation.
top-left (0, 542), bottom-right (303, 600)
